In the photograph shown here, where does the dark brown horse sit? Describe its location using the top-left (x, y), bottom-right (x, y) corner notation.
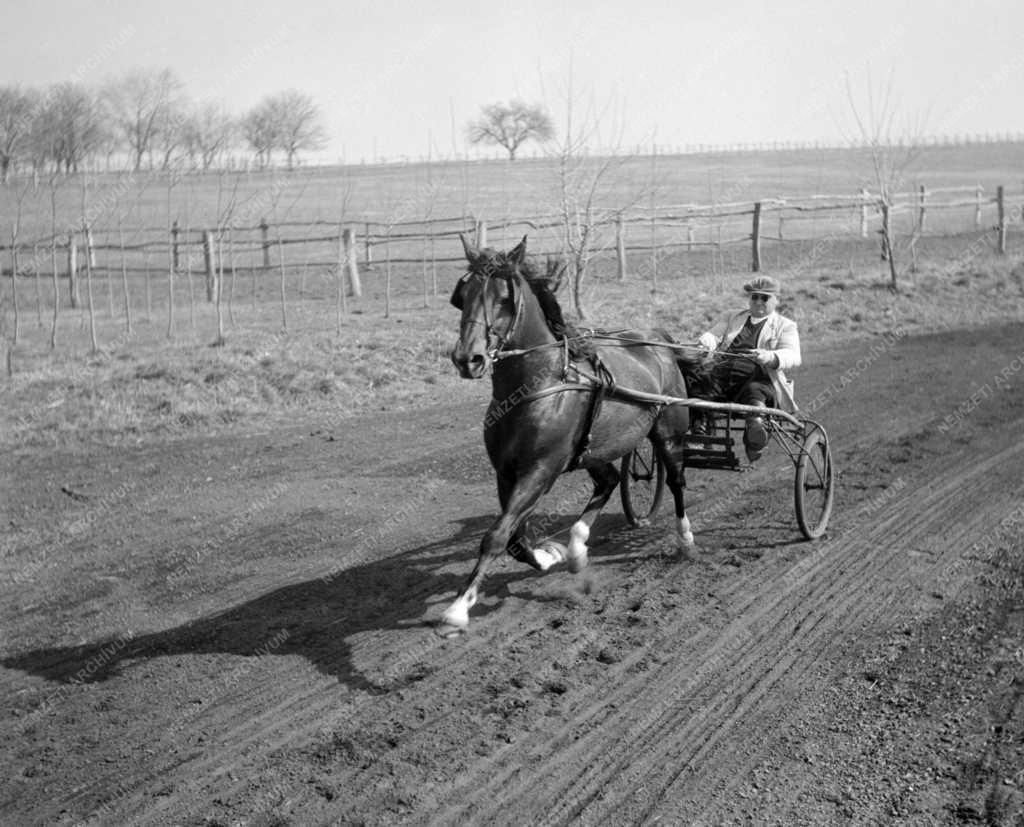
top-left (442, 235), bottom-right (696, 632)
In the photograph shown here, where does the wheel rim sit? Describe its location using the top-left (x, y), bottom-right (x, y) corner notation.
top-left (795, 429), bottom-right (834, 539)
top-left (621, 440), bottom-right (664, 524)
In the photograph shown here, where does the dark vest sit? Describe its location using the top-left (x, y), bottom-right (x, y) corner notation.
top-left (727, 315), bottom-right (768, 353)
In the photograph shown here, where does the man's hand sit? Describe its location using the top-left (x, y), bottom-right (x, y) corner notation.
top-left (752, 348), bottom-right (778, 368)
top-left (698, 332), bottom-right (717, 351)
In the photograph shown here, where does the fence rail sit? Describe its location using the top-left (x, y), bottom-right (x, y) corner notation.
top-left (1, 185), bottom-right (1019, 337)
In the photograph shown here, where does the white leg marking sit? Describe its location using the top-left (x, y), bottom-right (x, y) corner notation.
top-left (530, 540), bottom-right (567, 571)
top-left (567, 520), bottom-right (590, 573)
top-left (441, 586), bottom-right (477, 630)
top-left (677, 516), bottom-right (695, 548)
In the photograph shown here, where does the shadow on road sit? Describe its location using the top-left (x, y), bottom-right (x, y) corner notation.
top-left (3, 510), bottom-right (648, 693)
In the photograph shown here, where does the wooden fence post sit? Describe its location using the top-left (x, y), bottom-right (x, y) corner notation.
top-left (975, 184), bottom-right (983, 230)
top-left (343, 227), bottom-right (362, 297)
top-left (9, 234), bottom-right (19, 345)
top-left (996, 185), bottom-right (1006, 254)
top-left (277, 238), bottom-right (287, 331)
top-left (687, 219), bottom-right (695, 251)
top-left (751, 201), bottom-right (762, 272)
top-left (260, 219), bottom-right (270, 268)
top-left (202, 230), bottom-right (217, 301)
top-left (860, 188), bottom-right (870, 238)
top-left (67, 232), bottom-right (79, 309)
top-left (649, 213), bottom-right (657, 287)
top-left (85, 224), bottom-right (96, 270)
top-left (616, 212), bottom-right (627, 280)
top-left (118, 218), bottom-right (132, 335)
top-left (918, 185), bottom-right (927, 233)
top-left (880, 202), bottom-right (891, 261)
top-left (474, 219), bottom-right (487, 249)
top-left (336, 227), bottom-right (348, 319)
top-left (171, 220), bottom-right (180, 270)
top-left (364, 222), bottom-right (373, 266)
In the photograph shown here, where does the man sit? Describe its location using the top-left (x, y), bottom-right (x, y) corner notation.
top-left (691, 275), bottom-right (801, 461)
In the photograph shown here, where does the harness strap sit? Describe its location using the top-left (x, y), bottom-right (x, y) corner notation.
top-left (512, 382), bottom-right (594, 403)
top-left (567, 382), bottom-right (604, 471)
top-left (495, 336), bottom-right (707, 360)
top-left (565, 358), bottom-right (615, 471)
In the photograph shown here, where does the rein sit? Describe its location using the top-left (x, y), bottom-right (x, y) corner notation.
top-left (495, 333), bottom-right (706, 360)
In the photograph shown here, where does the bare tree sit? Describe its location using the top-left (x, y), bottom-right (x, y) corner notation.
top-left (241, 103), bottom-right (278, 169)
top-left (241, 91), bottom-right (326, 170)
top-left (105, 68), bottom-right (182, 171)
top-left (270, 90), bottom-right (326, 169)
top-left (37, 83), bottom-right (105, 174)
top-left (549, 79), bottom-right (643, 319)
top-left (154, 97), bottom-right (188, 170)
top-left (844, 70), bottom-right (927, 291)
top-left (183, 103), bottom-right (236, 170)
top-left (0, 86), bottom-right (37, 182)
top-left (467, 99), bottom-right (554, 160)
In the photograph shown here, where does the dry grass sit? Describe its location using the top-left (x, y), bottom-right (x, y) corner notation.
top-left (4, 146), bottom-right (1024, 448)
top-left (4, 233), bottom-right (1023, 450)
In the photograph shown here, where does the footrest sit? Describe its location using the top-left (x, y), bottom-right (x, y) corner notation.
top-left (683, 452), bottom-right (743, 470)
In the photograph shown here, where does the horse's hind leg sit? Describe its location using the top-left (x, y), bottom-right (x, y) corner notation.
top-left (653, 429), bottom-right (695, 552)
top-left (564, 462), bottom-right (621, 573)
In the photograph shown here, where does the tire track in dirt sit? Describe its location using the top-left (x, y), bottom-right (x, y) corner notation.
top-left (417, 431), bottom-right (1024, 826)
top-left (609, 435), bottom-right (1017, 824)
top-left (6, 326), bottom-right (1023, 825)
top-left (212, 417), bottom-right (1018, 826)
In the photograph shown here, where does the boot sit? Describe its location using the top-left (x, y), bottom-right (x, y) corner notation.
top-left (690, 412), bottom-right (709, 436)
top-left (744, 404), bottom-right (769, 462)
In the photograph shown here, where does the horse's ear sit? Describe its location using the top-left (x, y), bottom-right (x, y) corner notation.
top-left (508, 235), bottom-right (528, 264)
top-left (450, 278), bottom-right (465, 310)
top-left (460, 233), bottom-right (479, 263)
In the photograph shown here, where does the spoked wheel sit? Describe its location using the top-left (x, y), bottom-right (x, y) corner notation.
top-left (620, 439), bottom-right (666, 527)
top-left (794, 422), bottom-right (835, 540)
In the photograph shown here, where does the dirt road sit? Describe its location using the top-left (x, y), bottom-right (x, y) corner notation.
top-left (2, 324), bottom-right (1023, 826)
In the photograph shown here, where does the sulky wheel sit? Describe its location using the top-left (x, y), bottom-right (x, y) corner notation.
top-left (794, 421), bottom-right (835, 540)
top-left (620, 438), bottom-right (666, 527)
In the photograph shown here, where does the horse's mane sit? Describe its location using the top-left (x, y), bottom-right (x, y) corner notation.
top-left (469, 245), bottom-right (595, 359)
top-left (520, 258), bottom-right (597, 359)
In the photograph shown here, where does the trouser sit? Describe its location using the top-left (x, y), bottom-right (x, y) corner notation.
top-left (692, 356), bottom-right (774, 407)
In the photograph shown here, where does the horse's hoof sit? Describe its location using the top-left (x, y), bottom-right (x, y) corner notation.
top-left (435, 622), bottom-right (466, 639)
top-left (567, 550), bottom-right (588, 574)
top-left (676, 517), bottom-right (695, 549)
top-left (531, 540), bottom-right (567, 571)
top-left (440, 604), bottom-right (470, 632)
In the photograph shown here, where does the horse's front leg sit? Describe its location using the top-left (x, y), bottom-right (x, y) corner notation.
top-left (440, 468), bottom-right (556, 634)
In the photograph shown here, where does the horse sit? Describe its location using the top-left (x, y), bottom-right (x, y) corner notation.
top-left (442, 234), bottom-right (698, 633)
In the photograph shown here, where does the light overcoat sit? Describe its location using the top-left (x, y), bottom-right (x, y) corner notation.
top-left (700, 310), bottom-right (802, 412)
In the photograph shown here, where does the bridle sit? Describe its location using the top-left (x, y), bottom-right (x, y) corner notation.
top-left (457, 269), bottom-right (525, 362)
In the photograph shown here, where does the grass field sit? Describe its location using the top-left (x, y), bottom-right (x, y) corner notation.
top-left (3, 143), bottom-right (1024, 450)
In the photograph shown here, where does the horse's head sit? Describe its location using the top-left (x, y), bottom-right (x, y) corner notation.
top-left (449, 234), bottom-right (529, 379)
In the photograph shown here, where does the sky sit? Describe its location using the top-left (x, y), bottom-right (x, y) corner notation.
top-left (4, 0), bottom-right (1023, 165)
